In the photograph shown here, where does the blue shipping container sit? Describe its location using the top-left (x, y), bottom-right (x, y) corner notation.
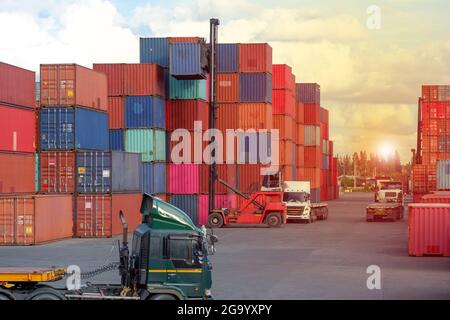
top-left (125, 96), bottom-right (165, 129)
top-left (112, 151), bottom-right (142, 193)
top-left (109, 129), bottom-right (124, 151)
top-left (240, 73), bottom-right (272, 103)
top-left (77, 151), bottom-right (111, 193)
top-left (217, 44), bottom-right (238, 73)
top-left (40, 107), bottom-right (109, 151)
top-left (140, 37), bottom-right (169, 68)
top-left (169, 43), bottom-right (206, 80)
top-left (142, 162), bottom-right (166, 195)
top-left (169, 194), bottom-right (199, 225)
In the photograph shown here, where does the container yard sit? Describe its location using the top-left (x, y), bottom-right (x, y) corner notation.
top-left (0, 1), bottom-right (449, 308)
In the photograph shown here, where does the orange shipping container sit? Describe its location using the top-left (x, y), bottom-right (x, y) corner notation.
top-left (295, 102), bottom-right (305, 124)
top-left (0, 152), bottom-right (35, 194)
top-left (236, 164), bottom-right (264, 193)
top-left (168, 37), bottom-right (203, 43)
top-left (272, 89), bottom-right (295, 116)
top-left (296, 144), bottom-right (305, 168)
top-left (75, 194), bottom-right (112, 238)
top-left (217, 103), bottom-right (238, 132)
top-left (166, 100), bottom-right (209, 131)
top-left (238, 103), bottom-right (272, 130)
top-left (304, 146), bottom-right (322, 168)
top-left (298, 167), bottom-right (321, 188)
top-left (281, 165), bottom-right (293, 181)
top-left (239, 43), bottom-right (272, 74)
top-left (108, 96), bottom-right (125, 129)
top-left (273, 114), bottom-right (293, 141)
top-left (40, 64), bottom-right (107, 111)
top-left (276, 140), bottom-right (293, 166)
top-left (111, 193), bottom-right (142, 236)
top-left (297, 123), bottom-right (305, 145)
top-left (0, 194), bottom-right (73, 245)
top-left (216, 73), bottom-right (239, 103)
top-left (124, 64), bottom-right (165, 97)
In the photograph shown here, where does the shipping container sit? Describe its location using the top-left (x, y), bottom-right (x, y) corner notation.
top-left (168, 37), bottom-right (203, 44)
top-left (109, 129), bottom-right (124, 151)
top-left (111, 151), bottom-right (142, 193)
top-left (295, 102), bottom-right (305, 124)
top-left (322, 154), bottom-right (329, 170)
top-left (239, 44), bottom-right (272, 73)
top-left (304, 103), bottom-right (321, 125)
top-left (107, 96), bottom-right (125, 129)
top-left (408, 203), bottom-right (450, 256)
top-left (0, 194), bottom-right (73, 245)
top-left (217, 103), bottom-right (238, 132)
top-left (125, 129), bottom-right (166, 162)
top-left (422, 85), bottom-right (450, 102)
top-left (298, 167), bottom-right (321, 188)
top-left (142, 162), bottom-right (167, 195)
top-left (273, 115), bottom-right (294, 141)
top-left (169, 43), bottom-right (206, 80)
top-left (0, 152), bottom-right (35, 194)
top-left (273, 64), bottom-right (294, 91)
top-left (166, 100), bottom-right (209, 131)
top-left (436, 160), bottom-right (450, 190)
top-left (304, 125), bottom-right (321, 147)
top-left (297, 123), bottom-right (305, 145)
top-left (304, 146), bottom-right (321, 168)
top-left (296, 83), bottom-right (320, 104)
top-left (311, 188), bottom-right (321, 203)
top-left (236, 164), bottom-right (264, 193)
top-left (75, 194), bottom-right (112, 238)
top-left (217, 44), bottom-right (239, 73)
top-left (125, 96), bottom-right (165, 129)
top-left (169, 164), bottom-right (200, 194)
top-left (169, 76), bottom-right (207, 100)
top-left (216, 73), bottom-right (239, 103)
top-left (39, 107), bottom-right (109, 151)
top-left (140, 38), bottom-right (169, 67)
top-left (240, 73), bottom-right (272, 103)
top-left (35, 153), bottom-right (39, 193)
top-left (0, 62), bottom-right (35, 108)
top-left (237, 103), bottom-right (273, 130)
top-left (92, 64), bottom-right (125, 97)
top-left (273, 89), bottom-right (295, 116)
top-left (40, 64), bottom-right (107, 111)
top-left (169, 194), bottom-right (199, 225)
top-left (111, 193), bottom-right (142, 236)
top-left (275, 140), bottom-right (294, 166)
top-left (296, 145), bottom-right (305, 168)
top-left (0, 104), bottom-right (36, 152)
top-left (198, 194), bottom-right (239, 226)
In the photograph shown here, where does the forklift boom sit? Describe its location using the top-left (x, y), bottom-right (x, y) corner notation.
top-left (217, 178), bottom-right (265, 210)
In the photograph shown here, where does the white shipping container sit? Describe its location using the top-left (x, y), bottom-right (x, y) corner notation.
top-left (304, 125), bottom-right (320, 147)
top-left (437, 160), bottom-right (450, 190)
top-left (438, 85), bottom-right (450, 102)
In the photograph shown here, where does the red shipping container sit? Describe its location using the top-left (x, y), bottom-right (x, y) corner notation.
top-left (0, 105), bottom-right (36, 152)
top-left (168, 37), bottom-right (203, 43)
top-left (298, 167), bottom-right (321, 188)
top-left (217, 103), bottom-right (238, 132)
top-left (320, 123), bottom-right (329, 140)
top-left (111, 193), bottom-right (142, 236)
top-left (273, 89), bottom-right (295, 116)
top-left (295, 102), bottom-right (305, 124)
top-left (238, 103), bottom-right (273, 130)
top-left (296, 145), bottom-right (305, 168)
top-left (329, 141), bottom-right (334, 156)
top-left (272, 64), bottom-right (294, 91)
top-left (304, 146), bottom-right (321, 168)
top-left (422, 85), bottom-right (439, 102)
top-left (0, 194), bottom-right (73, 245)
top-left (108, 96), bottom-right (125, 129)
top-left (419, 193), bottom-right (450, 204)
top-left (322, 108), bottom-right (329, 124)
top-left (321, 186), bottom-right (328, 201)
top-left (273, 114), bottom-right (293, 141)
top-left (239, 43), bottom-right (272, 74)
top-left (304, 103), bottom-right (320, 125)
top-left (408, 204), bottom-right (450, 256)
top-left (200, 164), bottom-right (237, 194)
top-left (198, 194), bottom-right (238, 226)
top-left (0, 62), bottom-right (35, 109)
top-left (39, 151), bottom-right (76, 193)
top-left (0, 152), bottom-right (35, 194)
top-left (297, 123), bottom-right (305, 145)
top-left (75, 194), bottom-right (112, 238)
top-left (166, 100), bottom-right (209, 131)
top-left (169, 164), bottom-right (201, 194)
top-left (236, 164), bottom-right (264, 193)
top-left (216, 73), bottom-right (239, 103)
top-left (40, 64), bottom-right (107, 111)
top-left (281, 165), bottom-right (293, 181)
top-left (275, 140), bottom-right (293, 166)
top-left (168, 134), bottom-right (208, 164)
top-left (156, 194), bottom-right (168, 202)
top-left (92, 63), bottom-right (125, 97)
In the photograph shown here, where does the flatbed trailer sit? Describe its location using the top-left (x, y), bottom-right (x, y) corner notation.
top-left (366, 203), bottom-right (404, 222)
top-left (311, 203), bottom-right (329, 220)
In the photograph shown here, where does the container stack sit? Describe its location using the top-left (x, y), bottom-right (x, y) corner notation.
top-left (272, 64), bottom-right (296, 181)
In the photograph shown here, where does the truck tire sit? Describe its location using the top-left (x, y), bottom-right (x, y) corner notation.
top-left (208, 213), bottom-right (224, 228)
top-left (150, 294), bottom-right (177, 300)
top-left (26, 287), bottom-right (67, 300)
top-left (266, 212), bottom-right (282, 227)
top-left (0, 289), bottom-right (14, 300)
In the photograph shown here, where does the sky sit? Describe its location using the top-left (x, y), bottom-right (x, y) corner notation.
top-left (1, 0), bottom-right (449, 163)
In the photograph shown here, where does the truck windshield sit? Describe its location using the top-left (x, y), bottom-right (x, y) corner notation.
top-left (283, 192), bottom-right (309, 202)
top-left (381, 184), bottom-right (401, 190)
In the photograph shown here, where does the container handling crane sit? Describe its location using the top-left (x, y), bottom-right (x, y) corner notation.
top-left (0, 194), bottom-right (218, 300)
top-left (207, 178), bottom-right (287, 228)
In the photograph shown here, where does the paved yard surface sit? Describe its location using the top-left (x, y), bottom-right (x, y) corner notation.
top-left (1, 192), bottom-right (449, 299)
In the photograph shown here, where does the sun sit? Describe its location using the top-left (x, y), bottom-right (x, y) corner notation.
top-left (378, 142), bottom-right (395, 159)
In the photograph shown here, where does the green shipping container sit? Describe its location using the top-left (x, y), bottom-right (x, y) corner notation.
top-left (169, 76), bottom-right (207, 100)
top-left (125, 129), bottom-right (166, 162)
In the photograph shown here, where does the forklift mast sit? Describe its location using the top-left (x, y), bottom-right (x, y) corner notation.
top-left (217, 178), bottom-right (265, 210)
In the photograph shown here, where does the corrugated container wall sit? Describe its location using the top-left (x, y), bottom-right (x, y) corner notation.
top-left (111, 151), bottom-right (142, 193)
top-left (0, 62), bottom-right (35, 108)
top-left (125, 129), bottom-right (166, 162)
top-left (169, 77), bottom-right (207, 100)
top-left (217, 44), bottom-right (239, 73)
top-left (169, 43), bottom-right (206, 80)
top-left (436, 160), bottom-right (450, 190)
top-left (166, 100), bottom-right (209, 131)
top-left (0, 105), bottom-right (36, 152)
top-left (74, 194), bottom-right (112, 238)
top-left (239, 43), bottom-right (272, 73)
top-left (304, 126), bottom-right (321, 146)
top-left (142, 162), bottom-right (167, 194)
top-left (109, 129), bottom-right (124, 151)
top-left (169, 195), bottom-right (199, 226)
top-left (107, 96), bottom-right (125, 129)
top-left (216, 73), bottom-right (239, 103)
top-left (125, 96), bottom-right (165, 129)
top-left (40, 64), bottom-right (107, 111)
top-left (92, 63), bottom-right (124, 97)
top-left (240, 73), bottom-right (272, 103)
top-left (139, 38), bottom-right (169, 68)
top-left (272, 64), bottom-right (294, 91)
top-left (296, 83), bottom-right (320, 104)
top-left (169, 164), bottom-right (200, 194)
top-left (238, 103), bottom-right (273, 130)
top-left (111, 193), bottom-right (142, 236)
top-left (0, 152), bottom-right (35, 194)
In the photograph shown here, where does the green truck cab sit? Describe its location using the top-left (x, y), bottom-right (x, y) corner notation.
top-left (131, 194), bottom-right (216, 300)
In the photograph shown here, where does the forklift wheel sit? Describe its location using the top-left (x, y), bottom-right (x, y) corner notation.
top-left (266, 213), bottom-right (282, 227)
top-left (208, 213), bottom-right (224, 228)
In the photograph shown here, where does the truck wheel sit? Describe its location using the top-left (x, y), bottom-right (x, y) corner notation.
top-left (26, 287), bottom-right (67, 300)
top-left (0, 289), bottom-right (14, 300)
top-left (149, 294), bottom-right (177, 300)
top-left (266, 213), bottom-right (282, 227)
top-left (208, 213), bottom-right (224, 228)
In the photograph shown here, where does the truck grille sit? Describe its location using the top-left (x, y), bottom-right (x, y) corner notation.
top-left (385, 192), bottom-right (397, 197)
top-left (287, 207), bottom-right (304, 215)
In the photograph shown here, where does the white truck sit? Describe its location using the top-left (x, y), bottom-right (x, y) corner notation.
top-left (261, 173), bottom-right (328, 223)
top-left (374, 181), bottom-right (403, 203)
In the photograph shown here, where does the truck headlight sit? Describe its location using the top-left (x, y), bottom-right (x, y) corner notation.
top-left (205, 289), bottom-right (212, 296)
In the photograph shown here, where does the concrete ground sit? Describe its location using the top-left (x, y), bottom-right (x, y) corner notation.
top-left (0, 192), bottom-right (449, 299)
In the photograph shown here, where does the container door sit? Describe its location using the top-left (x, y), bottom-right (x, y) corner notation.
top-left (0, 198), bottom-right (15, 245)
top-left (14, 197), bottom-right (34, 245)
